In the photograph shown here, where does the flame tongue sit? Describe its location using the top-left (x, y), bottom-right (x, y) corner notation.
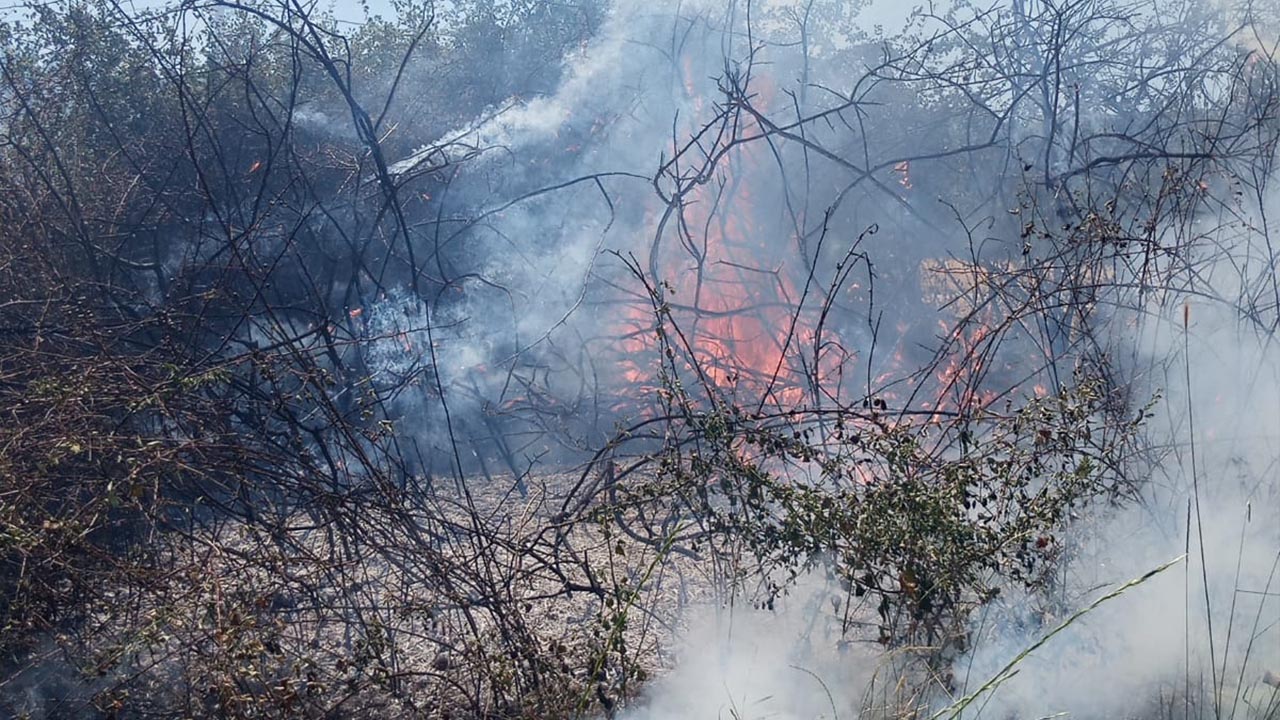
top-left (656, 139), bottom-right (811, 405)
top-left (611, 74), bottom-right (1014, 416)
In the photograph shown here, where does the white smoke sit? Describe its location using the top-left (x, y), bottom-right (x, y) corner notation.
top-left (371, 0), bottom-right (1280, 712)
top-left (618, 579), bottom-right (886, 720)
top-left (952, 304), bottom-right (1280, 719)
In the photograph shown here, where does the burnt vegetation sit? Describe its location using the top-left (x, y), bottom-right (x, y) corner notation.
top-left (0, 0), bottom-right (1277, 717)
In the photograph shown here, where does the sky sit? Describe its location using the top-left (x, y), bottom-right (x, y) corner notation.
top-left (7, 0), bottom-right (916, 36)
top-left (0, 1), bottom-right (398, 26)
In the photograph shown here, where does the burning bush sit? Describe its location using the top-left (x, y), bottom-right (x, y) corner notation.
top-left (595, 255), bottom-right (1151, 676)
top-left (0, 0), bottom-right (1278, 718)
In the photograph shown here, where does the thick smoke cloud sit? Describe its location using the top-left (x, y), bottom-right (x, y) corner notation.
top-left (607, 272), bottom-right (1280, 719)
top-left (133, 0), bottom-right (1280, 714)
top-left (398, 0), bottom-right (1280, 716)
top-left (1, 0), bottom-right (1276, 717)
top-left (373, 0), bottom-right (966, 472)
top-left (376, 0), bottom-right (799, 462)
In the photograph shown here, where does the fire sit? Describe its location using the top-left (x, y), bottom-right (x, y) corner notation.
top-left (916, 258), bottom-right (1044, 419)
top-left (616, 199), bottom-right (812, 407)
top-left (932, 316), bottom-right (999, 417)
top-left (612, 69), bottom-right (834, 410)
top-left (610, 75), bottom-right (1028, 418)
